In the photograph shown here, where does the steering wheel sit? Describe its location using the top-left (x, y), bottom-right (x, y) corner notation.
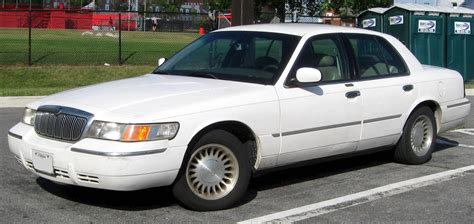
top-left (255, 57), bottom-right (279, 74)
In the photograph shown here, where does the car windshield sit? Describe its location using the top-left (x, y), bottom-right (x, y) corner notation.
top-left (153, 31), bottom-right (301, 85)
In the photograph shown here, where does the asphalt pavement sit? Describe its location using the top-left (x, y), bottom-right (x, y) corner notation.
top-left (0, 97), bottom-right (473, 223)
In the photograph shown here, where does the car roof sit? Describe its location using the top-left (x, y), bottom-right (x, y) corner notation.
top-left (214, 23), bottom-right (382, 37)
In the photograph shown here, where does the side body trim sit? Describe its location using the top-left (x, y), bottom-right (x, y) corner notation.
top-left (280, 121), bottom-right (362, 137)
top-left (364, 114), bottom-right (402, 124)
top-left (8, 131), bottom-right (23, 140)
top-left (272, 114), bottom-right (403, 137)
top-left (447, 101), bottom-right (471, 109)
top-left (71, 147), bottom-right (167, 157)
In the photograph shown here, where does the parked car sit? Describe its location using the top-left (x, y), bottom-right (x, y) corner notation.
top-left (8, 24), bottom-right (471, 211)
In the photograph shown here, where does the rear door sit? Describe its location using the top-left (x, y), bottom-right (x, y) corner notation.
top-left (344, 34), bottom-right (417, 151)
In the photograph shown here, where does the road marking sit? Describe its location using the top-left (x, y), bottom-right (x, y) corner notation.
top-left (437, 139), bottom-right (474, 149)
top-left (449, 128), bottom-right (474, 136)
top-left (239, 165), bottom-right (474, 224)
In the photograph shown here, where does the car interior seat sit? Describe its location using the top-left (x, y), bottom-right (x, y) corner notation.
top-left (317, 55), bottom-right (340, 81)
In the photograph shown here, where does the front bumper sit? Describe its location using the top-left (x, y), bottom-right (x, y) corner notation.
top-left (8, 122), bottom-right (187, 191)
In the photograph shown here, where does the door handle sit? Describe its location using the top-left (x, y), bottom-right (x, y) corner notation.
top-left (345, 91), bottom-right (360, 99)
top-left (403, 84), bottom-right (414, 92)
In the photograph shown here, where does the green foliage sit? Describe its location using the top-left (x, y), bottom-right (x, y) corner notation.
top-left (205, 0), bottom-right (231, 12)
top-left (147, 0), bottom-right (184, 12)
top-left (253, 0), bottom-right (393, 21)
top-left (466, 81), bottom-right (474, 89)
top-left (254, 0), bottom-right (285, 22)
top-left (331, 0), bottom-right (393, 15)
top-left (114, 5), bottom-right (129, 11)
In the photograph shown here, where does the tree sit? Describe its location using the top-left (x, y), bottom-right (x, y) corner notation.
top-left (253, 0), bottom-right (393, 23)
top-left (147, 0), bottom-right (184, 12)
top-left (254, 0), bottom-right (285, 22)
top-left (331, 0), bottom-right (393, 15)
top-left (205, 0), bottom-right (231, 12)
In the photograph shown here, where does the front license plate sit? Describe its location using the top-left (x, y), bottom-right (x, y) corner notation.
top-left (32, 150), bottom-right (54, 175)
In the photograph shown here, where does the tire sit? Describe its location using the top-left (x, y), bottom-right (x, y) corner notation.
top-left (394, 106), bottom-right (437, 165)
top-left (172, 130), bottom-right (251, 211)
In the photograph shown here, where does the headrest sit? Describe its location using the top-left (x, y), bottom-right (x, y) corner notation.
top-left (319, 55), bottom-right (335, 66)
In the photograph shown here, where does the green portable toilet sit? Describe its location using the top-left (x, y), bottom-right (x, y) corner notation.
top-left (384, 3), bottom-right (447, 67)
top-left (358, 7), bottom-right (389, 32)
top-left (384, 5), bottom-right (410, 46)
top-left (446, 8), bottom-right (474, 81)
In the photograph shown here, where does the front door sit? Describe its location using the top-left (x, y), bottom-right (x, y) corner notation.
top-left (275, 34), bottom-right (363, 165)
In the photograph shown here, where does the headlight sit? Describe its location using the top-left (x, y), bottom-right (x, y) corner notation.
top-left (86, 121), bottom-right (179, 142)
top-left (22, 108), bottom-right (36, 126)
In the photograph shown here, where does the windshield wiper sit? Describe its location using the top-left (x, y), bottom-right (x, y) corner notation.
top-left (152, 70), bottom-right (170, 75)
top-left (153, 71), bottom-right (219, 80)
top-left (187, 73), bottom-right (219, 80)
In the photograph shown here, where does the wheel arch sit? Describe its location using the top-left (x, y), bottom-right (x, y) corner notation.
top-left (407, 99), bottom-right (442, 133)
top-left (186, 120), bottom-right (261, 171)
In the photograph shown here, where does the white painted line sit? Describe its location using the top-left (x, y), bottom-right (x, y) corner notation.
top-left (449, 128), bottom-right (474, 136)
top-left (436, 139), bottom-right (474, 149)
top-left (239, 165), bottom-right (474, 224)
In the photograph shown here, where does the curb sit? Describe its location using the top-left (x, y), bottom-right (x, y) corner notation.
top-left (0, 96), bottom-right (44, 108)
top-left (1, 90), bottom-right (473, 108)
top-left (467, 89), bottom-right (474, 96)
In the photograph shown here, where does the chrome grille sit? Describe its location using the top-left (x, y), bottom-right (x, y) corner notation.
top-left (34, 106), bottom-right (93, 142)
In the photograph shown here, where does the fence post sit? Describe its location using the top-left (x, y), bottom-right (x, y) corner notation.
top-left (118, 12), bottom-right (122, 65)
top-left (28, 9), bottom-right (32, 66)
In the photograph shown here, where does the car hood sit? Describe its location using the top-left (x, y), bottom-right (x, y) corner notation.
top-left (28, 74), bottom-right (278, 122)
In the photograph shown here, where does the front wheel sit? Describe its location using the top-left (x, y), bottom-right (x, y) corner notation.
top-left (394, 106), bottom-right (437, 165)
top-left (172, 130), bottom-right (251, 211)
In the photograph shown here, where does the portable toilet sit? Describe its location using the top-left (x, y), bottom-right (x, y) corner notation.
top-left (384, 3), bottom-right (447, 67)
top-left (446, 7), bottom-right (474, 81)
top-left (358, 7), bottom-right (389, 32)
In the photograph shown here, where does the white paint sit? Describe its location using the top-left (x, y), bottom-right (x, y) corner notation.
top-left (449, 128), bottom-right (474, 136)
top-left (239, 165), bottom-right (474, 223)
top-left (437, 139), bottom-right (474, 149)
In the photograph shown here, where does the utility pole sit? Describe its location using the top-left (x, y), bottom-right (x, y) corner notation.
top-left (232, 0), bottom-right (254, 26)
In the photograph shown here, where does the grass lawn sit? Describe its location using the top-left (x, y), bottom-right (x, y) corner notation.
top-left (466, 81), bottom-right (474, 89)
top-left (0, 28), bottom-right (199, 65)
top-left (0, 65), bottom-right (155, 96)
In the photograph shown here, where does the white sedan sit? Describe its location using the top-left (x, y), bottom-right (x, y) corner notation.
top-left (8, 24), bottom-right (471, 210)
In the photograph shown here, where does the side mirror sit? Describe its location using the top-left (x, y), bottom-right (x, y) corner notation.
top-left (296, 67), bottom-right (322, 84)
top-left (158, 58), bottom-right (166, 66)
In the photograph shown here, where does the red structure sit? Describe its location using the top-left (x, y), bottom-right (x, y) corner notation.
top-left (0, 9), bottom-right (137, 30)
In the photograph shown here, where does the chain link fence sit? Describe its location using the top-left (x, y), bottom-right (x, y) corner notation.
top-left (0, 9), bottom-right (207, 66)
top-left (0, 9), bottom-right (357, 66)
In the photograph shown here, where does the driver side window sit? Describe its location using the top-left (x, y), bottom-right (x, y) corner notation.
top-left (173, 39), bottom-right (232, 70)
top-left (294, 35), bottom-right (348, 82)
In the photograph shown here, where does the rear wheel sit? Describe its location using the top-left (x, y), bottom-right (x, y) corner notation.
top-left (394, 106), bottom-right (437, 164)
top-left (172, 130), bottom-right (251, 211)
